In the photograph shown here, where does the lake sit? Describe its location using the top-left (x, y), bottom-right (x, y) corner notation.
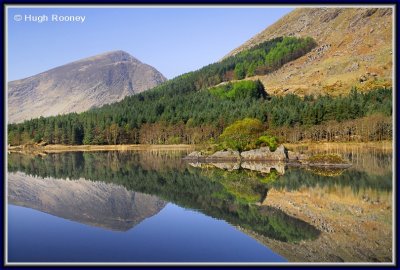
top-left (6, 148), bottom-right (393, 263)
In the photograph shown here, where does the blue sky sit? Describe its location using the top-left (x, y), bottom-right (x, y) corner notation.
top-left (7, 7), bottom-right (293, 81)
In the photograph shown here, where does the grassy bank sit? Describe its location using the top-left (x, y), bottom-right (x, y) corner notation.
top-left (284, 141), bottom-right (392, 152)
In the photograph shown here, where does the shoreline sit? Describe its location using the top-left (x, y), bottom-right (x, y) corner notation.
top-left (7, 144), bottom-right (196, 153)
top-left (7, 141), bottom-right (392, 154)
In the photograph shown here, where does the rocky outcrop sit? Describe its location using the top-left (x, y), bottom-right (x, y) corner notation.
top-left (184, 145), bottom-right (349, 168)
top-left (185, 147), bottom-right (351, 175)
top-left (185, 145), bottom-right (304, 162)
top-left (207, 149), bottom-right (241, 161)
top-left (240, 145), bottom-right (287, 161)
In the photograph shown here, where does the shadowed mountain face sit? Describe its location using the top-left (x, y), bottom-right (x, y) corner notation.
top-left (8, 50), bottom-right (166, 123)
top-left (8, 172), bottom-right (167, 231)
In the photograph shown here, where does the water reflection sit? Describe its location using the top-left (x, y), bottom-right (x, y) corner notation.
top-left (8, 152), bottom-right (320, 243)
top-left (7, 149), bottom-right (392, 262)
top-left (186, 159), bottom-right (392, 195)
top-left (290, 145), bottom-right (392, 176)
top-left (8, 172), bottom-right (166, 231)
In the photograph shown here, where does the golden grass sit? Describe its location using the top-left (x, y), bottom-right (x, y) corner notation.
top-left (284, 141), bottom-right (393, 152)
top-left (8, 144), bottom-right (195, 153)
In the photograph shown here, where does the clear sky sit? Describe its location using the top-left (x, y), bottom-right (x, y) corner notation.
top-left (7, 7), bottom-right (293, 81)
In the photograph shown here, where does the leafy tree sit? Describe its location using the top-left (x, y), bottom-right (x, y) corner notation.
top-left (219, 118), bottom-right (265, 151)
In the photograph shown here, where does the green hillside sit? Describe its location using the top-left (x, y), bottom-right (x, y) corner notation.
top-left (7, 36), bottom-right (392, 146)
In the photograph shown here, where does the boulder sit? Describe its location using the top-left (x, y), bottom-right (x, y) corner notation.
top-left (240, 145), bottom-right (287, 161)
top-left (207, 149), bottom-right (241, 161)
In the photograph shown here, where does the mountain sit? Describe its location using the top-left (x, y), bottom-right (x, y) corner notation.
top-left (225, 8), bottom-right (393, 96)
top-left (7, 8), bottom-right (393, 146)
top-left (8, 171), bottom-right (166, 231)
top-left (8, 50), bottom-right (166, 123)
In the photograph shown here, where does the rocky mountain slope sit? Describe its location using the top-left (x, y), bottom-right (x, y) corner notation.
top-left (225, 8), bottom-right (393, 96)
top-left (8, 50), bottom-right (166, 123)
top-left (8, 172), bottom-right (166, 231)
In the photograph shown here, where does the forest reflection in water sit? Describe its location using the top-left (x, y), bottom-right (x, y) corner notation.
top-left (7, 148), bottom-right (392, 262)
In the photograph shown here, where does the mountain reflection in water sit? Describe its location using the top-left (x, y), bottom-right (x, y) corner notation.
top-left (8, 172), bottom-right (166, 231)
top-left (7, 149), bottom-right (392, 262)
top-left (8, 151), bottom-right (319, 243)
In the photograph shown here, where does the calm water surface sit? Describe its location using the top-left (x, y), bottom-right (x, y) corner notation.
top-left (7, 149), bottom-right (392, 263)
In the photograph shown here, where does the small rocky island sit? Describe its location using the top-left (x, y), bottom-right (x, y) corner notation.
top-left (184, 145), bottom-right (351, 167)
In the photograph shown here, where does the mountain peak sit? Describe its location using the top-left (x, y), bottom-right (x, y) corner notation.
top-left (8, 51), bottom-right (166, 123)
top-left (75, 50), bottom-right (140, 65)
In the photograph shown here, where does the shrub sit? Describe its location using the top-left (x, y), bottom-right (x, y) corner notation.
top-left (256, 135), bottom-right (278, 151)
